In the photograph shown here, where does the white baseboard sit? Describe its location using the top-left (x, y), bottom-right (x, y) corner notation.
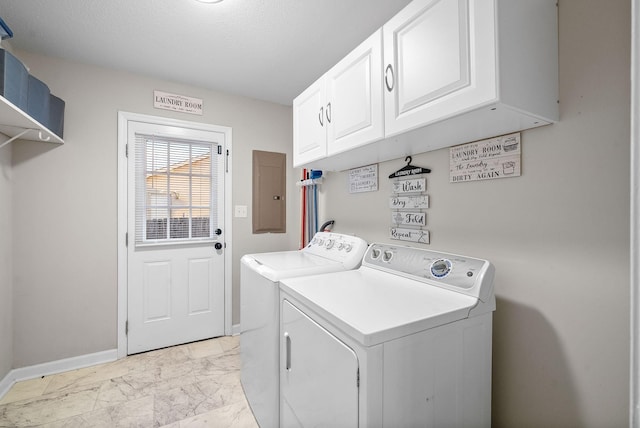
top-left (232, 323), bottom-right (241, 336)
top-left (0, 370), bottom-right (14, 400)
top-left (0, 349), bottom-right (117, 400)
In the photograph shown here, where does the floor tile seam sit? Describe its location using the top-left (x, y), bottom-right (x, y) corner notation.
top-left (0, 368), bottom-right (237, 410)
top-left (0, 378), bottom-right (109, 411)
top-left (150, 378), bottom-right (245, 426)
top-left (62, 394), bottom-right (156, 427)
top-left (0, 389), bottom-right (102, 427)
top-left (0, 377), bottom-right (54, 406)
top-left (40, 367), bottom-right (130, 397)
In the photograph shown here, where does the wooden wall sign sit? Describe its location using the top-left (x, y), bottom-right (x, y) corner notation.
top-left (348, 164), bottom-right (378, 193)
top-left (389, 195), bottom-right (429, 209)
top-left (390, 228), bottom-right (430, 244)
top-left (391, 211), bottom-right (426, 227)
top-left (392, 178), bottom-right (426, 194)
top-left (388, 157), bottom-right (430, 244)
top-left (450, 132), bottom-right (521, 183)
top-left (154, 90), bottom-right (203, 115)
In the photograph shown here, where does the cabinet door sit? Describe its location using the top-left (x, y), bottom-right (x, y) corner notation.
top-left (326, 29), bottom-right (384, 157)
top-left (293, 77), bottom-right (327, 167)
top-left (281, 300), bottom-right (359, 428)
top-left (383, 0), bottom-right (497, 137)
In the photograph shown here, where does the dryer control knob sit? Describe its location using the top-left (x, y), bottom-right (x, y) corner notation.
top-left (382, 250), bottom-right (394, 262)
top-left (325, 239), bottom-right (335, 249)
top-left (431, 259), bottom-right (452, 278)
top-left (344, 244), bottom-right (353, 252)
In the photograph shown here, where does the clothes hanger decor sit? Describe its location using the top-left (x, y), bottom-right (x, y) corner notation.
top-left (388, 156), bottom-right (431, 179)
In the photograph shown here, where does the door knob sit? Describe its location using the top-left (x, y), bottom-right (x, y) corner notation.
top-left (215, 242), bottom-right (223, 250)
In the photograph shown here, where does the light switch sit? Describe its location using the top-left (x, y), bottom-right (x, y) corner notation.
top-left (235, 205), bottom-right (248, 218)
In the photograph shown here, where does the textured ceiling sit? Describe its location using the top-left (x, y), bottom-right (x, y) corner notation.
top-left (0, 0), bottom-right (412, 105)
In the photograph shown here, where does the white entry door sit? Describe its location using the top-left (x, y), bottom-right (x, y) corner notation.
top-left (126, 119), bottom-right (226, 354)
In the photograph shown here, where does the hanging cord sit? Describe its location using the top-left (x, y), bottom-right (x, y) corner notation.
top-left (319, 220), bottom-right (335, 232)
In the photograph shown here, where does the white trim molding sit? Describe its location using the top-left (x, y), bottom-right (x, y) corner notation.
top-left (0, 349), bottom-right (117, 400)
top-left (631, 0), bottom-right (640, 425)
top-left (232, 323), bottom-right (241, 336)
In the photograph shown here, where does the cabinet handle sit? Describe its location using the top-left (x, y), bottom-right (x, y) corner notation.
top-left (326, 102), bottom-right (332, 123)
top-left (285, 332), bottom-right (292, 371)
top-left (385, 64), bottom-right (395, 92)
top-left (318, 106), bottom-right (324, 126)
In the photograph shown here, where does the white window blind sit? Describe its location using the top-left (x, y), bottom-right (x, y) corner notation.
top-left (135, 133), bottom-right (219, 245)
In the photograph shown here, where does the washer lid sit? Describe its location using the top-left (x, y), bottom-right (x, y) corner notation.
top-left (280, 267), bottom-right (480, 347)
top-left (241, 232), bottom-right (369, 281)
top-left (242, 251), bottom-right (344, 281)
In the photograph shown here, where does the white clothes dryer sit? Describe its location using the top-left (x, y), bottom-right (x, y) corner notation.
top-left (279, 243), bottom-right (496, 428)
top-left (240, 232), bottom-right (368, 428)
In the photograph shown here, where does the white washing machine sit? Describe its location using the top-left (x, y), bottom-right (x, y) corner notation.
top-left (279, 243), bottom-right (496, 428)
top-left (240, 232), bottom-right (368, 428)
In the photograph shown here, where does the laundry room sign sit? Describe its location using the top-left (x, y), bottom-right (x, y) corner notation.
top-left (449, 133), bottom-right (521, 183)
top-left (154, 90), bottom-right (203, 115)
top-left (348, 164), bottom-right (378, 193)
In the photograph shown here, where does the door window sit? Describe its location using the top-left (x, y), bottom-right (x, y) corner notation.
top-left (135, 134), bottom-right (219, 245)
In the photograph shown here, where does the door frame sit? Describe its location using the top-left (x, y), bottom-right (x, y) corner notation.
top-left (633, 0), bottom-right (639, 425)
top-left (116, 111), bottom-right (233, 358)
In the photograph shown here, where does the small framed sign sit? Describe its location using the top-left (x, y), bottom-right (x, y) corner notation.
top-left (392, 178), bottom-right (426, 194)
top-left (391, 211), bottom-right (426, 227)
top-left (154, 90), bottom-right (203, 115)
top-left (450, 133), bottom-right (521, 183)
top-left (348, 164), bottom-right (378, 193)
top-left (390, 228), bottom-right (430, 244)
top-left (389, 195), bottom-right (429, 209)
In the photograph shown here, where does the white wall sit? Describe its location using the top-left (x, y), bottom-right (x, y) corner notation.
top-left (10, 51), bottom-right (296, 368)
top-left (317, 0), bottom-right (630, 426)
top-left (0, 142), bottom-right (12, 381)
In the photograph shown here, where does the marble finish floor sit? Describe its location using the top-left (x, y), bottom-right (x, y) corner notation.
top-left (0, 336), bottom-right (258, 427)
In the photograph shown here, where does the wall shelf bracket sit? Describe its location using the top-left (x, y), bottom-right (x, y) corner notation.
top-left (0, 128), bottom-right (30, 149)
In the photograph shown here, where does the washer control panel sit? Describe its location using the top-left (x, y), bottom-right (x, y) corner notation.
top-left (364, 243), bottom-right (494, 301)
top-left (304, 232), bottom-right (368, 267)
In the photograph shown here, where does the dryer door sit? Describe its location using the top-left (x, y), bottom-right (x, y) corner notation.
top-left (281, 299), bottom-right (359, 428)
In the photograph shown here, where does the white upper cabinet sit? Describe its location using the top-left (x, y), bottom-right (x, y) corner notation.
top-left (383, 0), bottom-right (558, 138)
top-left (294, 0), bottom-right (558, 171)
top-left (293, 77), bottom-right (327, 166)
top-left (293, 30), bottom-right (384, 167)
top-left (383, 0), bottom-right (490, 136)
top-left (326, 30), bottom-right (384, 156)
